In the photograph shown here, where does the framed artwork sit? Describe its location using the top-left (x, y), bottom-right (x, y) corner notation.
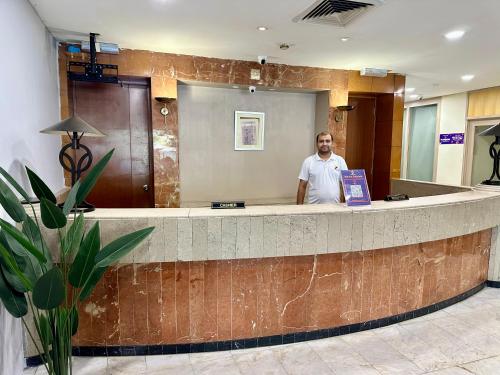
top-left (234, 111), bottom-right (265, 151)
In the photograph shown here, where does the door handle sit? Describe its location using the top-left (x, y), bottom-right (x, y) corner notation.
top-left (143, 184), bottom-right (149, 192)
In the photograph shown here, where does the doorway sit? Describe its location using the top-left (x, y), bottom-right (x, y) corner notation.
top-left (345, 96), bottom-right (376, 192)
top-left (464, 119), bottom-right (499, 186)
top-left (406, 104), bottom-right (438, 182)
top-left (71, 78), bottom-right (154, 208)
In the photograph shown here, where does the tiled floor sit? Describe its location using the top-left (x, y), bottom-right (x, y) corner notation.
top-left (25, 287), bottom-right (500, 374)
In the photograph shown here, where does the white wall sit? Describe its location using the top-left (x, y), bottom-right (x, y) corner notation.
top-left (435, 93), bottom-right (468, 185)
top-left (0, 0), bottom-right (63, 373)
top-left (178, 85), bottom-right (316, 206)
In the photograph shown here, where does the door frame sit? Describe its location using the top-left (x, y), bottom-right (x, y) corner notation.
top-left (463, 117), bottom-right (500, 186)
top-left (403, 98), bottom-right (441, 182)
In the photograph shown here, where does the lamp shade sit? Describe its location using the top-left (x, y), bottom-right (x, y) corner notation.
top-left (40, 116), bottom-right (105, 137)
top-left (478, 123), bottom-right (500, 137)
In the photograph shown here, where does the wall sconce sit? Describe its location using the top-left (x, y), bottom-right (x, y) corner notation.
top-left (334, 105), bottom-right (356, 123)
top-left (479, 123), bottom-right (500, 185)
top-left (40, 116), bottom-right (105, 212)
top-left (155, 97), bottom-right (175, 126)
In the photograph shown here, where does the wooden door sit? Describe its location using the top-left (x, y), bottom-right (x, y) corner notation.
top-left (72, 79), bottom-right (154, 208)
top-left (345, 96), bottom-right (376, 193)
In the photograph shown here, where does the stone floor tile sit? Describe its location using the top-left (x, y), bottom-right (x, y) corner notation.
top-left (107, 356), bottom-right (147, 374)
top-left (273, 345), bottom-right (334, 375)
top-left (72, 357), bottom-right (108, 375)
top-left (374, 324), bottom-right (451, 372)
top-left (423, 367), bottom-right (473, 374)
top-left (461, 355), bottom-right (500, 374)
top-left (190, 352), bottom-right (241, 375)
top-left (232, 348), bottom-right (288, 375)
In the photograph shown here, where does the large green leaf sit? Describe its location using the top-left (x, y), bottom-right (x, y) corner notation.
top-left (62, 180), bottom-right (80, 216)
top-left (76, 149), bottom-right (114, 205)
top-left (25, 167), bottom-right (56, 204)
top-left (68, 222), bottom-right (100, 288)
top-left (0, 240), bottom-right (32, 291)
top-left (0, 178), bottom-right (26, 223)
top-left (95, 227), bottom-right (154, 268)
top-left (22, 216), bottom-right (52, 266)
top-left (39, 314), bottom-right (53, 347)
top-left (79, 266), bottom-right (107, 301)
top-left (40, 198), bottom-right (67, 229)
top-left (0, 232), bottom-right (36, 292)
top-left (0, 219), bottom-right (46, 263)
top-left (32, 267), bottom-right (65, 310)
top-left (0, 167), bottom-right (30, 202)
top-left (62, 213), bottom-right (84, 257)
top-left (0, 268), bottom-right (27, 318)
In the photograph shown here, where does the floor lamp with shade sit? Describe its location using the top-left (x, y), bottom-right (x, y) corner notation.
top-left (40, 115), bottom-right (105, 212)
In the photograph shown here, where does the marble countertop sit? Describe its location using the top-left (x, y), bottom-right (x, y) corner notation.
top-left (82, 188), bottom-right (500, 219)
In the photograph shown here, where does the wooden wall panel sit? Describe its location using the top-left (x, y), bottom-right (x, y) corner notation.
top-left (468, 87), bottom-right (500, 118)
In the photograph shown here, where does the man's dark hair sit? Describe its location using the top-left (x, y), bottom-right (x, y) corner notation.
top-left (316, 131), bottom-right (334, 143)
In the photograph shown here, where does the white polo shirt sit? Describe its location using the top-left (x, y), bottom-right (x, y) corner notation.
top-left (298, 152), bottom-right (348, 204)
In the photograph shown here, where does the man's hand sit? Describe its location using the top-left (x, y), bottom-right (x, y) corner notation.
top-left (296, 179), bottom-right (308, 205)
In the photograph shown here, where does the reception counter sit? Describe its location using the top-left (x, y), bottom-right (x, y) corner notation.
top-left (30, 187), bottom-right (500, 357)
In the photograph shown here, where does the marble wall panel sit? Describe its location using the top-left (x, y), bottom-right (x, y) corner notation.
top-left (72, 230), bottom-right (490, 347)
top-left (58, 47), bottom-right (404, 207)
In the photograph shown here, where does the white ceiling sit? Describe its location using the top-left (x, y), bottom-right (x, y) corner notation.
top-left (29, 0), bottom-right (500, 100)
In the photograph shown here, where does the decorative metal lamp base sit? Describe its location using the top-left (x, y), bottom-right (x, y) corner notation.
top-left (481, 180), bottom-right (500, 186)
top-left (482, 136), bottom-right (500, 186)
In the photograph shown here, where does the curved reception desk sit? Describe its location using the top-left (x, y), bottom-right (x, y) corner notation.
top-left (41, 187), bottom-right (500, 356)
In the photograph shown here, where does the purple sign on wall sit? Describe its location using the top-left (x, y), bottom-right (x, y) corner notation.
top-left (439, 133), bottom-right (464, 144)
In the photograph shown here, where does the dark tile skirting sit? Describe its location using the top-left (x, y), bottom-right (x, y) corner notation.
top-left (487, 280), bottom-right (500, 288)
top-left (26, 282), bottom-right (485, 367)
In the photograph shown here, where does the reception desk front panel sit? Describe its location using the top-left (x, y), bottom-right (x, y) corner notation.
top-left (73, 230), bottom-right (490, 347)
top-left (24, 189), bottom-right (500, 357)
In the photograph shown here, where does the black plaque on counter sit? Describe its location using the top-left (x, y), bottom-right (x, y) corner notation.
top-left (211, 201), bottom-right (245, 209)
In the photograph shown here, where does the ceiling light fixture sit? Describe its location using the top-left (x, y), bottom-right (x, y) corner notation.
top-left (461, 74), bottom-right (475, 81)
top-left (340, 37), bottom-right (350, 42)
top-left (445, 29), bottom-right (465, 40)
top-left (406, 87), bottom-right (415, 93)
top-left (410, 94), bottom-right (421, 100)
top-left (257, 26), bottom-right (268, 31)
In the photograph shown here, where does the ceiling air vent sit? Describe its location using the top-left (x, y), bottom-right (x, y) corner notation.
top-left (293, 0), bottom-right (384, 27)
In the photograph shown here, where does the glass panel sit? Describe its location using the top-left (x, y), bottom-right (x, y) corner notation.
top-left (471, 125), bottom-right (495, 186)
top-left (407, 105), bottom-right (437, 182)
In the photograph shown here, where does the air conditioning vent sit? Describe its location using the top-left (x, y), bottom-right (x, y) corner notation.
top-left (293, 0), bottom-right (384, 27)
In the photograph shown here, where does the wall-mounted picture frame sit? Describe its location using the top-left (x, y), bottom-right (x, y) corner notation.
top-left (234, 111), bottom-right (265, 151)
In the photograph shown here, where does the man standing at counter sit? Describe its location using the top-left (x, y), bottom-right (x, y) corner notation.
top-left (296, 131), bottom-right (348, 204)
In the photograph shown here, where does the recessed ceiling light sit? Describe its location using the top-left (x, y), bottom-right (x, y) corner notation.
top-left (257, 26), bottom-right (268, 31)
top-left (340, 37), bottom-right (350, 42)
top-left (232, 85), bottom-right (239, 89)
top-left (461, 74), bottom-right (475, 81)
top-left (406, 87), bottom-right (415, 93)
top-left (445, 29), bottom-right (465, 40)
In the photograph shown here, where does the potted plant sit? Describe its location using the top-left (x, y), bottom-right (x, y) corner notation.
top-left (0, 149), bottom-right (154, 375)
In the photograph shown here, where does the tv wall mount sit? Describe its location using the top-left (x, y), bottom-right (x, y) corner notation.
top-left (67, 33), bottom-right (119, 84)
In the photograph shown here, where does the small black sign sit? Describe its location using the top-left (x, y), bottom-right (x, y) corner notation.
top-left (211, 201), bottom-right (245, 209)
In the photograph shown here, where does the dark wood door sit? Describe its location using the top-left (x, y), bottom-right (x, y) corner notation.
top-left (72, 79), bottom-right (154, 208)
top-left (345, 96), bottom-right (376, 193)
